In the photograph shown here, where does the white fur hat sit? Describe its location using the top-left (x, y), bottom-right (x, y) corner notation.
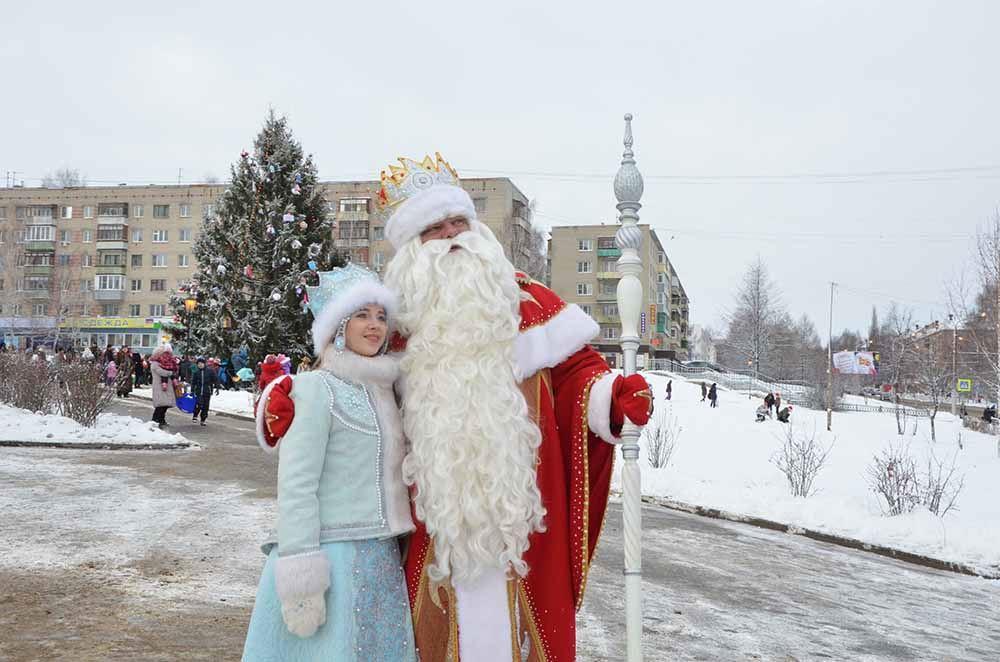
top-left (384, 184), bottom-right (477, 250)
top-left (308, 264), bottom-right (397, 352)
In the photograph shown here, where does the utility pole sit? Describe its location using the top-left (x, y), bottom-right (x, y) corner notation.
top-left (827, 282), bottom-right (835, 431)
top-left (949, 313), bottom-right (957, 416)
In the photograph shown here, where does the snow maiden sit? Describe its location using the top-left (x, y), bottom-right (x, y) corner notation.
top-left (242, 264), bottom-right (416, 661)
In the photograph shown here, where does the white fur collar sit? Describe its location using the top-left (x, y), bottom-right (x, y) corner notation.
top-left (319, 346), bottom-right (399, 387)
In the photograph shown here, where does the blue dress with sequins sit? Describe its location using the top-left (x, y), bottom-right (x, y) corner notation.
top-left (242, 538), bottom-right (416, 661)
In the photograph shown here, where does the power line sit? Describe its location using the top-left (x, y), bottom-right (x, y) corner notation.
top-left (836, 282), bottom-right (945, 309)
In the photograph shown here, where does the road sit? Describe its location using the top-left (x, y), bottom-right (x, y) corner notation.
top-left (1, 398), bottom-right (998, 661)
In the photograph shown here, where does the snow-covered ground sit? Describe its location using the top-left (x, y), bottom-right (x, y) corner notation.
top-left (134, 386), bottom-right (256, 418)
top-left (0, 404), bottom-right (191, 447)
top-left (625, 372), bottom-right (1000, 575)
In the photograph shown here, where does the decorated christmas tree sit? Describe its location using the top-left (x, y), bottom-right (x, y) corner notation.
top-left (169, 110), bottom-right (341, 364)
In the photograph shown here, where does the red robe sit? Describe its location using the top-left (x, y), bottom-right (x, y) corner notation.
top-left (396, 273), bottom-right (615, 662)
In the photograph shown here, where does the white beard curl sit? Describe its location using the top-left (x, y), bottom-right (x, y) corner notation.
top-left (384, 224), bottom-right (546, 583)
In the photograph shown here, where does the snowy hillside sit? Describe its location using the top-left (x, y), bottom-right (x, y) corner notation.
top-left (621, 372), bottom-right (1000, 575)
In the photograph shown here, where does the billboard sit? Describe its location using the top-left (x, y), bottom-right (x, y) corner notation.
top-left (833, 350), bottom-right (878, 376)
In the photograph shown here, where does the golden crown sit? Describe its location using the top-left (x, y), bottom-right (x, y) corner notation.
top-left (377, 152), bottom-right (461, 210)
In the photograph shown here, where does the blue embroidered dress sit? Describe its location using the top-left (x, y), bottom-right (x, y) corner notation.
top-left (243, 352), bottom-right (415, 662)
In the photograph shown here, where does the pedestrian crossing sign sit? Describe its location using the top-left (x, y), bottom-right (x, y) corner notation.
top-left (957, 378), bottom-right (972, 393)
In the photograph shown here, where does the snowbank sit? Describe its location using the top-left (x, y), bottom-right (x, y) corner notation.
top-left (625, 372), bottom-right (1000, 575)
top-left (0, 404), bottom-right (191, 447)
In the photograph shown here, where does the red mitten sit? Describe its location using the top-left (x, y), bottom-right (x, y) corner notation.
top-left (254, 375), bottom-right (294, 450)
top-left (610, 374), bottom-right (653, 433)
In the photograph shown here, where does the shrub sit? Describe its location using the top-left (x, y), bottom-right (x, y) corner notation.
top-left (770, 422), bottom-right (833, 497)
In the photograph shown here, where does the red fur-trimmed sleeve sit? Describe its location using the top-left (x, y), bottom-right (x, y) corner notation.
top-left (547, 345), bottom-right (615, 609)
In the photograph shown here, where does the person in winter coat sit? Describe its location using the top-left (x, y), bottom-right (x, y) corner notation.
top-left (236, 365), bottom-right (255, 389)
top-left (104, 360), bottom-right (118, 387)
top-left (708, 383), bottom-right (718, 408)
top-left (777, 405), bottom-right (793, 423)
top-left (103, 344), bottom-right (115, 365)
top-left (149, 345), bottom-right (178, 428)
top-left (132, 351), bottom-right (144, 389)
top-left (243, 265), bottom-right (416, 660)
top-left (701, 381), bottom-right (707, 402)
top-left (774, 392), bottom-right (782, 413)
top-left (189, 357), bottom-right (219, 426)
top-left (666, 380), bottom-right (672, 401)
top-left (764, 392), bottom-right (776, 413)
top-left (115, 347), bottom-right (134, 397)
top-left (755, 403), bottom-right (770, 422)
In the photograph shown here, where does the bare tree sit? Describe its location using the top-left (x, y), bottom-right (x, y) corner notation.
top-left (907, 336), bottom-right (951, 442)
top-left (866, 441), bottom-right (919, 516)
top-left (643, 409), bottom-right (681, 468)
top-left (41, 168), bottom-right (86, 188)
top-left (723, 257), bottom-right (782, 379)
top-left (880, 303), bottom-right (915, 435)
top-left (770, 422), bottom-right (834, 497)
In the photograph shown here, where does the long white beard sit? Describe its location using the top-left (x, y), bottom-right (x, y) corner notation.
top-left (384, 226), bottom-right (546, 583)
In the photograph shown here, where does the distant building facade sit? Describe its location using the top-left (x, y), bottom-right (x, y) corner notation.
top-left (547, 224), bottom-right (690, 367)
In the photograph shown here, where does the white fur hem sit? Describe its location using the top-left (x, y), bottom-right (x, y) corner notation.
top-left (513, 303), bottom-right (600, 382)
top-left (311, 280), bottom-right (398, 352)
top-left (385, 184), bottom-right (477, 250)
top-left (454, 568), bottom-right (514, 662)
top-left (275, 550), bottom-right (331, 600)
top-left (255, 374), bottom-right (291, 453)
top-left (587, 372), bottom-right (621, 444)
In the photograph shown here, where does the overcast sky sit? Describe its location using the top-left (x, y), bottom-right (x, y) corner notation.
top-left (3, 1), bottom-right (998, 337)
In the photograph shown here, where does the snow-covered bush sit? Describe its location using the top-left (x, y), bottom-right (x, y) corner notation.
top-left (865, 442), bottom-right (965, 517)
top-left (0, 353), bottom-right (55, 412)
top-left (770, 422), bottom-right (833, 497)
top-left (643, 409), bottom-right (680, 468)
top-left (54, 362), bottom-right (116, 427)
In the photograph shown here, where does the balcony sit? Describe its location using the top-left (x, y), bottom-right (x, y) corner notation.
top-left (25, 240), bottom-right (56, 252)
top-left (597, 292), bottom-right (618, 302)
top-left (96, 264), bottom-right (127, 275)
top-left (97, 240), bottom-right (128, 251)
top-left (597, 271), bottom-right (620, 280)
top-left (23, 264), bottom-right (53, 276)
top-left (23, 215), bottom-right (56, 226)
top-left (22, 290), bottom-right (51, 301)
top-left (597, 247), bottom-right (621, 258)
top-left (93, 289), bottom-right (125, 301)
top-left (338, 210), bottom-right (370, 222)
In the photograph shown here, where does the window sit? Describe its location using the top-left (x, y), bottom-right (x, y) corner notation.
top-left (26, 225), bottom-right (54, 241)
top-left (179, 203), bottom-right (191, 218)
top-left (658, 252), bottom-right (665, 264)
top-left (133, 204), bottom-right (144, 218)
top-left (339, 198), bottom-right (369, 213)
top-left (0, 207), bottom-right (5, 220)
top-left (577, 283), bottom-right (593, 296)
top-left (12, 304), bottom-right (21, 316)
top-left (82, 254), bottom-right (93, 267)
top-left (130, 279), bottom-right (142, 292)
top-left (100, 253), bottom-right (123, 266)
top-left (600, 281), bottom-right (616, 295)
top-left (576, 261), bottom-right (592, 273)
top-left (150, 279), bottom-right (166, 291)
top-left (603, 303), bottom-right (618, 316)
top-left (580, 304), bottom-right (592, 316)
top-left (131, 229), bottom-right (143, 242)
top-left (152, 230), bottom-right (168, 243)
top-left (149, 304), bottom-right (166, 316)
top-left (152, 254), bottom-right (166, 267)
top-left (0, 279), bottom-right (4, 291)
top-left (0, 230), bottom-right (4, 243)
top-left (597, 237), bottom-right (615, 249)
top-left (578, 239), bottom-right (593, 251)
top-left (82, 229), bottom-right (93, 243)
top-left (602, 326), bottom-right (618, 341)
top-left (96, 275), bottom-right (124, 291)
top-left (129, 304), bottom-right (141, 316)
top-left (58, 255), bottom-right (71, 266)
top-left (473, 197), bottom-right (487, 213)
top-left (130, 254), bottom-right (143, 268)
top-left (97, 227), bottom-right (124, 241)
top-left (372, 226), bottom-right (384, 241)
top-left (83, 206), bottom-right (94, 219)
top-left (61, 206), bottom-right (73, 219)
top-left (153, 205), bottom-right (169, 218)
top-left (101, 304), bottom-right (120, 317)
top-left (178, 254), bottom-right (189, 267)
top-left (59, 229), bottom-right (70, 244)
top-left (99, 204), bottom-right (126, 218)
top-left (24, 277), bottom-right (50, 291)
top-left (33, 304), bottom-right (47, 316)
top-left (203, 204), bottom-right (215, 218)
top-left (373, 251), bottom-right (385, 270)
top-left (600, 260), bottom-right (616, 272)
top-left (179, 228), bottom-right (192, 242)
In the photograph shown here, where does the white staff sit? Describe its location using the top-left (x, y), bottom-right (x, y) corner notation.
top-left (614, 113), bottom-right (645, 661)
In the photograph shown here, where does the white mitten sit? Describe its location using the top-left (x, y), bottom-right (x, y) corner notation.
top-left (281, 592), bottom-right (327, 638)
top-left (275, 551), bottom-right (331, 639)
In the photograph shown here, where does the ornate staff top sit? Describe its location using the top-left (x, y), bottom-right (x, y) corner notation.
top-left (614, 114), bottom-right (644, 205)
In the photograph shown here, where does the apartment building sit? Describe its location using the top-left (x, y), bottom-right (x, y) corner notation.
top-left (548, 225), bottom-right (690, 367)
top-left (0, 177), bottom-right (532, 352)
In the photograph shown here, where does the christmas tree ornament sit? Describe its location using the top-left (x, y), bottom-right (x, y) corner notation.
top-left (291, 239), bottom-right (302, 250)
top-left (298, 220), bottom-right (308, 230)
top-left (308, 260), bottom-right (318, 271)
top-left (280, 257), bottom-right (290, 264)
top-left (270, 289), bottom-right (282, 301)
top-left (295, 286), bottom-right (303, 295)
top-left (266, 225), bottom-right (276, 237)
top-left (282, 212), bottom-right (295, 224)
top-left (294, 173), bottom-right (303, 184)
top-left (291, 183), bottom-right (301, 195)
top-left (217, 264), bottom-right (227, 275)
top-left (308, 243), bottom-right (322, 257)
top-left (244, 265), bottom-right (254, 278)
top-left (241, 150), bottom-right (249, 159)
